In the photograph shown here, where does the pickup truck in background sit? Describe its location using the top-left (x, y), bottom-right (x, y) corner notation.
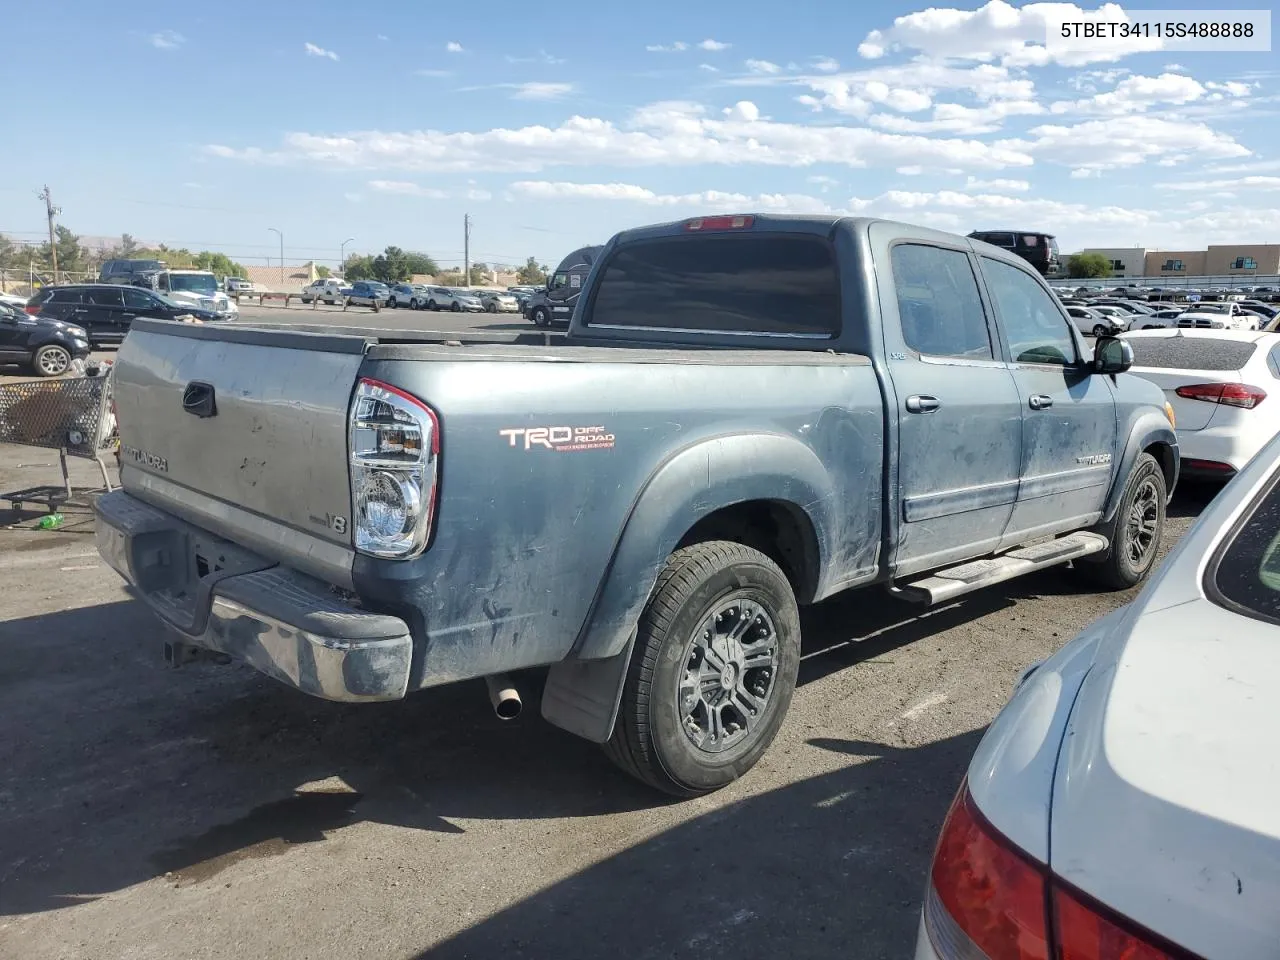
top-left (94, 214), bottom-right (1179, 796)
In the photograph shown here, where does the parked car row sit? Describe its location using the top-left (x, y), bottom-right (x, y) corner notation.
top-left (1059, 281), bottom-right (1280, 304)
top-left (1058, 289), bottom-right (1278, 334)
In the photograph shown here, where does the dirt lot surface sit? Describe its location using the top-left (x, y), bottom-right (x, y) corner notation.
top-left (0, 445), bottom-right (1215, 959)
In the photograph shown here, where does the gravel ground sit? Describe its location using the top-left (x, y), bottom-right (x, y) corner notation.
top-left (0, 437), bottom-right (1217, 960)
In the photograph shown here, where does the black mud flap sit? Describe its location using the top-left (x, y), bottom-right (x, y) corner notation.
top-left (540, 634), bottom-right (636, 743)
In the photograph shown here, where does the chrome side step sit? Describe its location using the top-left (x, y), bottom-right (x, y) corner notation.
top-left (895, 532), bottom-right (1109, 606)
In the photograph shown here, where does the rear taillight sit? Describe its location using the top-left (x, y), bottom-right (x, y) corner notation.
top-left (24, 304), bottom-right (39, 315)
top-left (348, 378), bottom-right (440, 559)
top-left (925, 784), bottom-right (1199, 960)
top-left (925, 784), bottom-right (1050, 960)
top-left (1055, 885), bottom-right (1190, 959)
top-left (1174, 382), bottom-right (1266, 409)
top-left (684, 215), bottom-right (754, 231)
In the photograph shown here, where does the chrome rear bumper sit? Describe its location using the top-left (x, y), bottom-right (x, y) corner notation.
top-left (94, 490), bottom-right (412, 702)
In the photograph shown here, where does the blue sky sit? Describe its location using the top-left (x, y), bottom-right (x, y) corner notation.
top-left (2, 0), bottom-right (1277, 271)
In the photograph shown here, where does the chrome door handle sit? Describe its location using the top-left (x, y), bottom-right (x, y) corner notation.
top-left (1029, 394), bottom-right (1054, 410)
top-left (905, 395), bottom-right (941, 414)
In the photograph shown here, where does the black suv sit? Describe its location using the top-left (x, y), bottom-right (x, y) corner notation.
top-left (27, 284), bottom-right (222, 346)
top-left (0, 301), bottom-right (91, 376)
top-left (99, 259), bottom-right (166, 287)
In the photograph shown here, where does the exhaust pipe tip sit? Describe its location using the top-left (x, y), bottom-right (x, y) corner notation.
top-left (484, 674), bottom-right (522, 720)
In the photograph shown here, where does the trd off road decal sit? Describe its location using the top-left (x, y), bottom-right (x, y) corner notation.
top-left (499, 425), bottom-right (616, 452)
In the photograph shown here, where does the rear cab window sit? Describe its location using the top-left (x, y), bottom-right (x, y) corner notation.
top-left (1210, 469), bottom-right (1280, 625)
top-left (585, 234), bottom-right (840, 336)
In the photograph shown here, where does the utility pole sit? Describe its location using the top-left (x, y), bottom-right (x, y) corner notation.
top-left (38, 185), bottom-right (60, 283)
top-left (341, 237), bottom-right (354, 277)
top-left (463, 213), bottom-right (471, 286)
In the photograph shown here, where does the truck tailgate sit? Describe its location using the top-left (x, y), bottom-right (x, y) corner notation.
top-left (113, 320), bottom-right (367, 582)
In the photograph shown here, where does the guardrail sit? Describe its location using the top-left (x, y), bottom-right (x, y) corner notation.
top-left (1049, 274), bottom-right (1280, 290)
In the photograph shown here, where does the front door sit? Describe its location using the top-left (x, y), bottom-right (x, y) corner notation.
top-left (978, 256), bottom-right (1119, 546)
top-left (874, 233), bottom-right (1025, 577)
top-left (0, 305), bottom-right (28, 359)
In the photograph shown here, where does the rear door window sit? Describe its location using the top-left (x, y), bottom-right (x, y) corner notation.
top-left (890, 244), bottom-right (993, 359)
top-left (586, 234), bottom-right (840, 336)
top-left (48, 289), bottom-right (84, 304)
top-left (86, 288), bottom-right (124, 307)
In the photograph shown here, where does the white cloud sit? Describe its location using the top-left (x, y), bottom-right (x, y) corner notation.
top-left (377, 34), bottom-right (389, 41)
top-left (508, 180), bottom-right (834, 213)
top-left (466, 188), bottom-right (493, 201)
top-left (446, 41), bottom-right (464, 53)
top-left (506, 49), bottom-right (566, 65)
top-left (897, 165), bottom-right (924, 175)
top-left (1206, 80), bottom-right (1253, 97)
top-left (1014, 115), bottom-right (1251, 172)
top-left (722, 101), bottom-right (761, 121)
top-left (699, 64), bottom-right (719, 73)
top-left (1163, 63), bottom-right (1184, 72)
top-left (807, 174), bottom-right (839, 186)
top-left (1050, 73), bottom-right (1207, 115)
top-left (205, 99), bottom-right (1035, 174)
top-left (868, 99), bottom-right (1044, 135)
top-left (368, 180), bottom-right (449, 199)
top-left (304, 42), bottom-right (339, 61)
top-left (414, 69), bottom-right (452, 78)
top-left (508, 82), bottom-right (575, 101)
top-left (1069, 168), bottom-right (1099, 179)
top-left (857, 1), bottom-right (1163, 68)
top-left (745, 59), bottom-right (781, 75)
top-left (812, 57), bottom-right (840, 73)
top-left (964, 176), bottom-right (1030, 191)
top-left (148, 30), bottom-right (185, 50)
top-left (646, 41), bottom-right (688, 52)
top-left (1160, 175), bottom-right (1280, 192)
top-left (1067, 67), bottom-right (1129, 93)
top-left (698, 39), bottom-right (731, 51)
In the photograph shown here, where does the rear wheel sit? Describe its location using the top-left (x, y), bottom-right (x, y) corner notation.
top-left (451, 301), bottom-right (461, 312)
top-left (604, 541), bottom-right (801, 797)
top-left (1092, 324), bottom-right (1109, 338)
top-left (426, 300), bottom-right (437, 311)
top-left (1075, 452), bottom-right (1166, 590)
top-left (32, 344), bottom-right (72, 377)
top-left (487, 302), bottom-right (497, 313)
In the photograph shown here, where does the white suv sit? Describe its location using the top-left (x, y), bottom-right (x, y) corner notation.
top-left (423, 286), bottom-right (483, 312)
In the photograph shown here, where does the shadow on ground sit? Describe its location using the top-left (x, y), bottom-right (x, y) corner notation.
top-left (424, 732), bottom-right (982, 960)
top-left (0, 485), bottom-right (1208, 924)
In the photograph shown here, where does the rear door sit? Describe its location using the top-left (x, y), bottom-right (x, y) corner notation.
top-left (980, 256), bottom-right (1118, 545)
top-left (874, 232), bottom-right (1025, 576)
top-left (85, 287), bottom-right (126, 342)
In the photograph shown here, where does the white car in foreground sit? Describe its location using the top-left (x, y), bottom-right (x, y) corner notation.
top-left (1125, 329), bottom-right (1280, 480)
top-left (916, 429), bottom-right (1280, 960)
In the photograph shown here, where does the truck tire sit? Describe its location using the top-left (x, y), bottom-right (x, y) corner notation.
top-left (427, 300), bottom-right (437, 311)
top-left (1075, 452), bottom-right (1166, 590)
top-left (531, 306), bottom-right (550, 327)
top-left (604, 541), bottom-right (801, 797)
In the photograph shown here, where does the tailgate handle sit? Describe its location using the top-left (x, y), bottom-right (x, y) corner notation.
top-left (182, 381), bottom-right (217, 418)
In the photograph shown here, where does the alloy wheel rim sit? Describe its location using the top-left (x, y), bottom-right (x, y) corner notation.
top-left (39, 349), bottom-right (69, 375)
top-left (1127, 477), bottom-right (1161, 565)
top-left (678, 595), bottom-right (779, 754)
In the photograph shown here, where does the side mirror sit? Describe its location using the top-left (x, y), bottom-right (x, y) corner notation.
top-left (1093, 336), bottom-right (1133, 375)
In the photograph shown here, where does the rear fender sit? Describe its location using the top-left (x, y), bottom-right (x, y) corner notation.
top-left (540, 433), bottom-right (835, 742)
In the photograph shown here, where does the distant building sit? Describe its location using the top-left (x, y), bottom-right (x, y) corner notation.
top-left (1144, 250), bottom-right (1208, 277)
top-left (1076, 248), bottom-right (1147, 278)
top-left (1205, 244), bottom-right (1280, 276)
top-left (240, 261), bottom-right (320, 292)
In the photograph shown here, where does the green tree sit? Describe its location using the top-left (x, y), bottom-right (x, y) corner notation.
top-left (516, 256), bottom-right (547, 285)
top-left (1066, 252), bottom-right (1114, 279)
top-left (468, 262), bottom-right (490, 285)
top-left (343, 254), bottom-right (376, 280)
top-left (316, 264), bottom-right (332, 278)
top-left (403, 250), bottom-right (439, 277)
top-left (0, 234), bottom-right (20, 284)
top-left (119, 233), bottom-right (138, 256)
top-left (192, 250), bottom-right (248, 279)
top-left (36, 225), bottom-right (90, 276)
top-left (372, 245), bottom-right (411, 283)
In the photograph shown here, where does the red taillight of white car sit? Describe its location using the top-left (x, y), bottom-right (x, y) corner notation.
top-left (925, 783), bottom-right (1194, 960)
top-left (1174, 382), bottom-right (1267, 409)
top-left (348, 378), bottom-right (440, 559)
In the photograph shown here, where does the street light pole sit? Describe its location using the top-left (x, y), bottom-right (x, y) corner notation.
top-left (267, 227), bottom-right (283, 287)
top-left (340, 237), bottom-right (354, 277)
